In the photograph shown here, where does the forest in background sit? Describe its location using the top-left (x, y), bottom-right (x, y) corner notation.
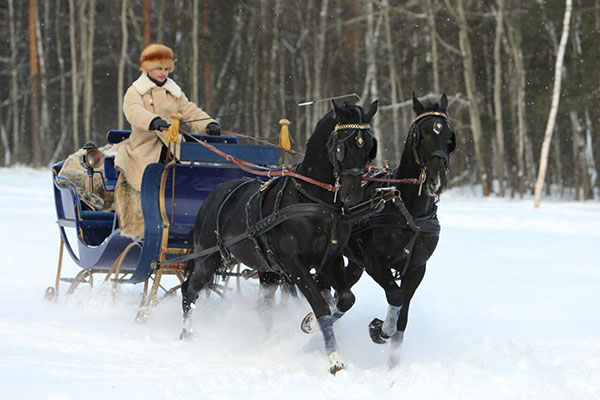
top-left (0, 0), bottom-right (598, 200)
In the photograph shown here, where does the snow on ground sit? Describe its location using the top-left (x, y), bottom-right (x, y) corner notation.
top-left (1, 167), bottom-right (599, 399)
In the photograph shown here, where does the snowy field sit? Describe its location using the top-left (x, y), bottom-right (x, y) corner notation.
top-left (1, 167), bottom-right (599, 400)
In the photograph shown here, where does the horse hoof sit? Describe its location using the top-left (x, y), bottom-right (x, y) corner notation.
top-left (179, 329), bottom-right (193, 340)
top-left (328, 351), bottom-right (345, 374)
top-left (301, 312), bottom-right (320, 334)
top-left (368, 318), bottom-right (390, 344)
top-left (44, 287), bottom-right (56, 301)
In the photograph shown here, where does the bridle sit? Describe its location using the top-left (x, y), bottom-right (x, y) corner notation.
top-left (409, 111), bottom-right (454, 173)
top-left (327, 122), bottom-right (374, 201)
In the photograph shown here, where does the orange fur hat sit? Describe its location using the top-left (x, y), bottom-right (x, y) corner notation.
top-left (139, 44), bottom-right (175, 72)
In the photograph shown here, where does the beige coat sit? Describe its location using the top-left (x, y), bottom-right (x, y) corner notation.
top-left (115, 72), bottom-right (216, 191)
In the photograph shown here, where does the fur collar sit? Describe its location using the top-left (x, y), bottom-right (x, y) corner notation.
top-left (132, 72), bottom-right (182, 98)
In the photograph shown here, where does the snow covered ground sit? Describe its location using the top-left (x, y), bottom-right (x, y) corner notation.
top-left (1, 167), bottom-right (599, 399)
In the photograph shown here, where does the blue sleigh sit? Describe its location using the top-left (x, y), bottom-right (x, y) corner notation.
top-left (49, 129), bottom-right (279, 316)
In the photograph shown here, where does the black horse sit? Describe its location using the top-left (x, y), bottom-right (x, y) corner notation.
top-left (302, 94), bottom-right (456, 366)
top-left (180, 101), bottom-right (378, 374)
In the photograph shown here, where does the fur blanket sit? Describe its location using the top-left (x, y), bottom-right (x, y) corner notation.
top-left (57, 144), bottom-right (118, 212)
top-left (114, 174), bottom-right (145, 239)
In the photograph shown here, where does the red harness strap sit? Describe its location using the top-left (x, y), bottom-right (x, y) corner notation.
top-left (182, 131), bottom-right (337, 192)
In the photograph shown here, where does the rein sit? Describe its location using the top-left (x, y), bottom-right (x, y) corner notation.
top-left (180, 129), bottom-right (338, 192)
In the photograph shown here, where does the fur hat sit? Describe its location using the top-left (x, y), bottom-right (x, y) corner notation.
top-left (139, 44), bottom-right (175, 72)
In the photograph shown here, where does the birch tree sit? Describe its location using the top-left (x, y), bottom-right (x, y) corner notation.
top-left (534, 0), bottom-right (572, 207)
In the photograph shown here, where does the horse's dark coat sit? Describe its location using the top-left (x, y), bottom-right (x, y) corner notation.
top-left (180, 101), bottom-right (378, 371)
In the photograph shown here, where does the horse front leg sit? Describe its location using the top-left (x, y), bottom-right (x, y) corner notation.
top-left (180, 254), bottom-right (220, 340)
top-left (301, 256), bottom-right (355, 334)
top-left (388, 263), bottom-right (426, 368)
top-left (365, 262), bottom-right (404, 345)
top-left (289, 263), bottom-right (345, 374)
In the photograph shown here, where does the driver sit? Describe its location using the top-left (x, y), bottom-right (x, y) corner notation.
top-left (115, 43), bottom-right (220, 238)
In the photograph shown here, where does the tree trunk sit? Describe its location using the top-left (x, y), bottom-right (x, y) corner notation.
top-left (456, 0), bottom-right (489, 195)
top-left (383, 0), bottom-right (401, 163)
top-left (83, 0), bottom-right (96, 143)
top-left (504, 6), bottom-right (527, 198)
top-left (143, 0), bottom-right (151, 47)
top-left (117, 0), bottom-right (129, 130)
top-left (569, 111), bottom-right (593, 200)
top-left (312, 0), bottom-right (329, 129)
top-left (534, 0), bottom-right (572, 207)
top-left (29, 0), bottom-right (41, 166)
top-left (35, 0), bottom-right (49, 163)
top-left (191, 0), bottom-right (199, 104)
top-left (157, 0), bottom-right (165, 43)
top-left (493, 0), bottom-right (505, 197)
top-left (584, 110), bottom-right (598, 195)
top-left (8, 0), bottom-right (19, 161)
top-left (426, 0), bottom-right (440, 95)
top-left (0, 82), bottom-right (10, 165)
top-left (68, 0), bottom-right (79, 150)
top-left (203, 0), bottom-right (212, 114)
top-left (363, 0), bottom-right (381, 158)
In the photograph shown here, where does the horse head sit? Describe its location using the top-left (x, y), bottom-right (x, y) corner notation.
top-left (409, 93), bottom-right (457, 197)
top-left (329, 100), bottom-right (378, 206)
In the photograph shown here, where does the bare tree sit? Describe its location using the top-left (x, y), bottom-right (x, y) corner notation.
top-left (117, 0), bottom-right (129, 130)
top-left (28, 0), bottom-right (41, 166)
top-left (191, 0), bottom-right (200, 104)
top-left (534, 0), bottom-right (572, 207)
top-left (493, 0), bottom-right (505, 196)
top-left (68, 0), bottom-right (79, 150)
top-left (452, 0), bottom-right (489, 195)
top-left (35, 0), bottom-right (49, 162)
top-left (8, 0), bottom-right (19, 161)
top-left (83, 0), bottom-right (96, 142)
top-left (143, 0), bottom-right (151, 47)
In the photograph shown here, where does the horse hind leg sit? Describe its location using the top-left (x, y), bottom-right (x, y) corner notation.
top-left (257, 272), bottom-right (281, 332)
top-left (180, 254), bottom-right (221, 340)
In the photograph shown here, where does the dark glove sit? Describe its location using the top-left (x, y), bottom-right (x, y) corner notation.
top-left (205, 122), bottom-right (221, 136)
top-left (149, 117), bottom-right (169, 131)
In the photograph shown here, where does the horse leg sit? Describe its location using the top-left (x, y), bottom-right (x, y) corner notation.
top-left (389, 263), bottom-right (426, 368)
top-left (180, 254), bottom-right (220, 340)
top-left (290, 264), bottom-right (345, 374)
top-left (365, 264), bottom-right (404, 345)
top-left (301, 257), bottom-right (354, 334)
top-left (257, 271), bottom-right (280, 332)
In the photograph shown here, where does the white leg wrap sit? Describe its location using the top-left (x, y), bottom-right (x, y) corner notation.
top-left (381, 305), bottom-right (402, 338)
top-left (183, 316), bottom-right (193, 333)
top-left (328, 351), bottom-right (345, 374)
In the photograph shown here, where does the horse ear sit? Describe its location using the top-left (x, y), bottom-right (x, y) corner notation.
top-left (332, 99), bottom-right (344, 120)
top-left (413, 92), bottom-right (425, 115)
top-left (440, 94), bottom-right (448, 113)
top-left (364, 100), bottom-right (378, 123)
